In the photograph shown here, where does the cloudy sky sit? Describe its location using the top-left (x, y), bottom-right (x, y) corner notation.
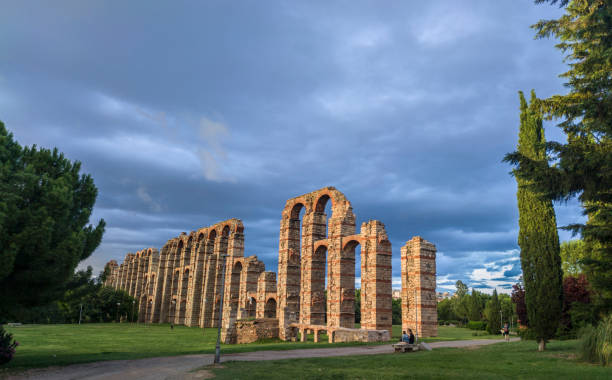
top-left (1, 0), bottom-right (582, 294)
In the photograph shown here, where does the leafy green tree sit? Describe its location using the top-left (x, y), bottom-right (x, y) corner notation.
top-left (355, 289), bottom-right (361, 323)
top-left (0, 122), bottom-right (105, 320)
top-left (392, 298), bottom-right (402, 325)
top-left (437, 299), bottom-right (457, 322)
top-left (468, 289), bottom-right (485, 321)
top-left (452, 281), bottom-right (470, 324)
top-left (560, 240), bottom-right (587, 277)
top-left (506, 0), bottom-right (612, 313)
top-left (455, 280), bottom-right (468, 298)
top-left (499, 294), bottom-right (515, 326)
top-left (485, 289), bottom-right (502, 335)
top-left (510, 91), bottom-right (563, 351)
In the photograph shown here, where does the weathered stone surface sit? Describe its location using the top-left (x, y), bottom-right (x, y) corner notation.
top-left (401, 237), bottom-right (438, 337)
top-left (333, 327), bottom-right (390, 343)
top-left (104, 187), bottom-right (437, 344)
top-left (235, 318), bottom-right (279, 344)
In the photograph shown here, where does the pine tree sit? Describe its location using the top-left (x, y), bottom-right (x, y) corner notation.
top-left (514, 91), bottom-right (563, 351)
top-left (0, 121), bottom-right (105, 320)
top-left (506, 0), bottom-right (612, 313)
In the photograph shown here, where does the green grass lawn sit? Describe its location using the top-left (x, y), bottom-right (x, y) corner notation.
top-left (209, 340), bottom-right (611, 379)
top-left (1, 323), bottom-right (498, 371)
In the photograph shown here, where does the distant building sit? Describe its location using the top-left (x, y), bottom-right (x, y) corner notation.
top-left (392, 289), bottom-right (401, 300)
top-left (436, 291), bottom-right (451, 302)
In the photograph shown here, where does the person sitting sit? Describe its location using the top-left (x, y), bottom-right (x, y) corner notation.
top-left (401, 331), bottom-right (410, 343)
top-left (408, 328), bottom-right (415, 344)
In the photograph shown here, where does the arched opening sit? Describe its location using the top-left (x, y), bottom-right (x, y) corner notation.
top-left (342, 240), bottom-right (360, 328)
top-left (169, 298), bottom-right (177, 321)
top-left (179, 300), bottom-right (187, 323)
top-left (146, 298), bottom-right (153, 322)
top-left (315, 194), bottom-right (333, 239)
top-left (225, 261), bottom-right (243, 322)
top-left (265, 298), bottom-right (277, 318)
top-left (245, 296), bottom-right (256, 318)
top-left (182, 268), bottom-right (189, 295)
top-left (183, 236), bottom-right (193, 266)
top-left (172, 269), bottom-right (180, 295)
top-left (222, 225), bottom-right (230, 237)
top-left (312, 244), bottom-right (328, 325)
top-left (148, 274), bottom-right (155, 295)
top-left (230, 262), bottom-right (242, 301)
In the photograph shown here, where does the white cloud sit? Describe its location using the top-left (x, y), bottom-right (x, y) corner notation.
top-left (137, 186), bottom-right (162, 212)
top-left (414, 8), bottom-right (485, 46)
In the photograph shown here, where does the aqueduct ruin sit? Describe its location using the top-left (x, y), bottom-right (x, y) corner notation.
top-left (104, 187), bottom-right (437, 343)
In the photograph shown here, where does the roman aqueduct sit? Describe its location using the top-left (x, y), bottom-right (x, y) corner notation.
top-left (104, 187), bottom-right (437, 343)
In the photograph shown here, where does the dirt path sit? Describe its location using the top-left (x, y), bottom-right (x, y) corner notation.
top-left (5, 338), bottom-right (518, 380)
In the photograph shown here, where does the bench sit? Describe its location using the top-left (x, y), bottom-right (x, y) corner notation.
top-left (393, 342), bottom-right (419, 353)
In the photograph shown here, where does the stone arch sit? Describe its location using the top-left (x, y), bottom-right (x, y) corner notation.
top-left (278, 187), bottom-right (357, 339)
top-left (340, 239), bottom-right (361, 327)
top-left (264, 298), bottom-right (277, 318)
top-left (222, 225), bottom-right (230, 237)
top-left (245, 296), bottom-right (257, 318)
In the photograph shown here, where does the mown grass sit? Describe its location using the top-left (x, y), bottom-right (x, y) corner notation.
top-left (210, 340), bottom-right (611, 379)
top-left (1, 323), bottom-right (498, 371)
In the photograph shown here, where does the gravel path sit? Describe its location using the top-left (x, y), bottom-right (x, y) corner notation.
top-left (5, 338), bottom-right (518, 380)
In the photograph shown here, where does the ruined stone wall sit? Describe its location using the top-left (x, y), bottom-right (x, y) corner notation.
top-left (276, 186), bottom-right (392, 340)
top-left (103, 186), bottom-right (437, 344)
top-left (256, 272), bottom-right (277, 319)
top-left (105, 219), bottom-right (267, 334)
top-left (103, 260), bottom-right (118, 287)
top-left (401, 237), bottom-right (438, 337)
top-left (235, 318), bottom-right (279, 344)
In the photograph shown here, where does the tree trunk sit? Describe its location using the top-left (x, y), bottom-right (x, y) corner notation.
top-left (538, 339), bottom-right (546, 352)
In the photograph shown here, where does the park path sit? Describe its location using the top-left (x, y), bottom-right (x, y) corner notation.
top-left (5, 338), bottom-right (518, 380)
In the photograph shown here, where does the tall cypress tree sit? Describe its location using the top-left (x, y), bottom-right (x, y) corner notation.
top-left (485, 289), bottom-right (502, 335)
top-left (506, 0), bottom-right (612, 313)
top-left (515, 91), bottom-right (563, 351)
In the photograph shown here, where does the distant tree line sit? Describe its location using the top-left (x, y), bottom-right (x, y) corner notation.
top-left (6, 267), bottom-right (138, 324)
top-left (437, 281), bottom-right (515, 335)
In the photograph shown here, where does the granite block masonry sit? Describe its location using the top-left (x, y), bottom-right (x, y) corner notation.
top-left (104, 186), bottom-right (437, 343)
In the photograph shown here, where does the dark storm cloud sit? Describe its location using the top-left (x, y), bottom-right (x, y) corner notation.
top-left (0, 0), bottom-right (581, 293)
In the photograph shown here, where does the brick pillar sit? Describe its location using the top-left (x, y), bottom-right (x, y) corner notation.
top-left (185, 239), bottom-right (205, 327)
top-left (401, 237), bottom-right (437, 337)
top-left (329, 205), bottom-right (356, 329)
top-left (159, 241), bottom-right (178, 323)
top-left (118, 263), bottom-right (126, 290)
top-left (360, 221), bottom-right (392, 333)
top-left (211, 234), bottom-right (229, 327)
top-left (134, 253), bottom-right (144, 300)
top-left (277, 203), bottom-right (303, 340)
top-left (238, 257), bottom-right (264, 319)
top-left (200, 237), bottom-right (217, 327)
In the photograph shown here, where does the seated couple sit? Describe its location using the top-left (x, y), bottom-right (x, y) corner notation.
top-left (401, 329), bottom-right (415, 344)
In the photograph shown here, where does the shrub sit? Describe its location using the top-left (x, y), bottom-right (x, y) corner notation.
top-left (0, 326), bottom-right (19, 365)
top-left (518, 326), bottom-right (538, 340)
top-left (579, 315), bottom-right (612, 366)
top-left (467, 321), bottom-right (487, 330)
